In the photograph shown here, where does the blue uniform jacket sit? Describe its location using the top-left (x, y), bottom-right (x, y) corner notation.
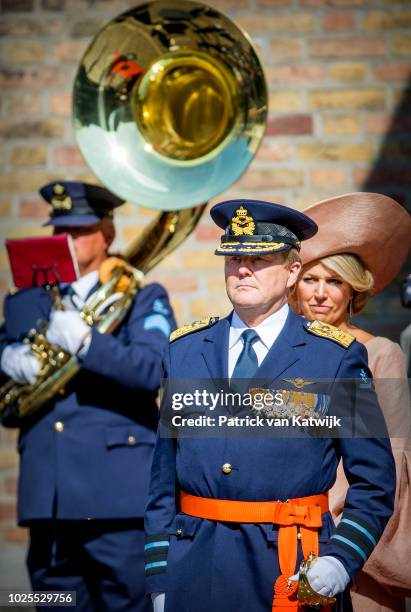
top-left (0, 282), bottom-right (176, 524)
top-left (144, 310), bottom-right (395, 611)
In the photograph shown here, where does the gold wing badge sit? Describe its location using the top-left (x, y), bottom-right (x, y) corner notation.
top-left (283, 378), bottom-right (315, 389)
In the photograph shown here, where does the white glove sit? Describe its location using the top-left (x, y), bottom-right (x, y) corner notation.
top-left (1, 342), bottom-right (41, 385)
top-left (151, 593), bottom-right (165, 612)
top-left (289, 555), bottom-right (350, 597)
top-left (46, 310), bottom-right (91, 356)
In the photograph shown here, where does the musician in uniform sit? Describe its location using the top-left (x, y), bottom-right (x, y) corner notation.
top-left (0, 181), bottom-right (176, 611)
top-left (144, 199), bottom-right (395, 612)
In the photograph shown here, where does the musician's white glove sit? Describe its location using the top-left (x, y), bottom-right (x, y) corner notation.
top-left (46, 310), bottom-right (91, 356)
top-left (151, 593), bottom-right (165, 612)
top-left (289, 555), bottom-right (350, 597)
top-left (1, 342), bottom-right (40, 385)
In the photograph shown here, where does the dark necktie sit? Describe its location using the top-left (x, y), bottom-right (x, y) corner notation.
top-left (59, 284), bottom-right (77, 309)
top-left (60, 284), bottom-right (75, 297)
top-left (231, 329), bottom-right (259, 381)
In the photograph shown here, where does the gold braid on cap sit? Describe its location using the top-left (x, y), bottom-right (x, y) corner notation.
top-left (215, 242), bottom-right (286, 253)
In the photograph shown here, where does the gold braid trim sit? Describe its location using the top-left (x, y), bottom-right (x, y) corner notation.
top-left (216, 242), bottom-right (286, 253)
top-left (170, 316), bottom-right (219, 343)
top-left (306, 320), bottom-right (355, 348)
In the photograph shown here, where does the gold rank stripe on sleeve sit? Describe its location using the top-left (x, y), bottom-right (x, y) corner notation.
top-left (169, 316), bottom-right (219, 343)
top-left (305, 320), bottom-right (355, 348)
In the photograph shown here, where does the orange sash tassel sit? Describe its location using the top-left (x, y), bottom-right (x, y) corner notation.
top-left (180, 490), bottom-right (329, 611)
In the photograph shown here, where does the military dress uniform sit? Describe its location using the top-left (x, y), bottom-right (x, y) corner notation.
top-left (144, 200), bottom-right (395, 612)
top-left (0, 182), bottom-right (176, 612)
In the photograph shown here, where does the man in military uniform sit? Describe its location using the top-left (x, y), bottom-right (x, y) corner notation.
top-left (144, 199), bottom-right (395, 612)
top-left (0, 181), bottom-right (176, 611)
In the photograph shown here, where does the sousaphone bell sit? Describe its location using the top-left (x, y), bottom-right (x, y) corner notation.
top-left (72, 0), bottom-right (267, 214)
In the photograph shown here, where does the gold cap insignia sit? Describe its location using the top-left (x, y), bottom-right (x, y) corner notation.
top-left (51, 183), bottom-right (72, 211)
top-left (230, 206), bottom-right (256, 236)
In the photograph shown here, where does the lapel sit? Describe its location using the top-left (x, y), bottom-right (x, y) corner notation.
top-left (254, 309), bottom-right (307, 385)
top-left (201, 315), bottom-right (231, 380)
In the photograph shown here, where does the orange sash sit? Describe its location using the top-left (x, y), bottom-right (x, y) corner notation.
top-left (180, 490), bottom-right (329, 611)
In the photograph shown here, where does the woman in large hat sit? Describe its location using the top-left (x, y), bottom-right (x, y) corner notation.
top-left (292, 192), bottom-right (411, 612)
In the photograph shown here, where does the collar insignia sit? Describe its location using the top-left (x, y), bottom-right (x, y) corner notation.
top-left (51, 183), bottom-right (72, 211)
top-left (283, 378), bottom-right (315, 389)
top-left (230, 206), bottom-right (256, 236)
top-left (359, 368), bottom-right (372, 388)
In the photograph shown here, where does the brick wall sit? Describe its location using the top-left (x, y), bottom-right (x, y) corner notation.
top-left (1, 0), bottom-right (410, 589)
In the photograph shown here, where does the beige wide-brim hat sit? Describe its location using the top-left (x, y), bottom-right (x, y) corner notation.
top-left (300, 192), bottom-right (411, 294)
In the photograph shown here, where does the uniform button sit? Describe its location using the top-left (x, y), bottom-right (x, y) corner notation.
top-left (54, 421), bottom-right (64, 432)
top-left (222, 463), bottom-right (232, 474)
top-left (297, 532), bottom-right (302, 540)
top-left (128, 435), bottom-right (137, 445)
top-left (176, 528), bottom-right (183, 537)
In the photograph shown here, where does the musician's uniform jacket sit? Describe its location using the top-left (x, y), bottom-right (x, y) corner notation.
top-left (0, 281), bottom-right (176, 524)
top-left (144, 310), bottom-right (395, 612)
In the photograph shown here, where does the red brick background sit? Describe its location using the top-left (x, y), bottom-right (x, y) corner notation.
top-left (1, 0), bottom-right (410, 589)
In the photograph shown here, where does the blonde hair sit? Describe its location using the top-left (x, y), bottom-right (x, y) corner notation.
top-left (316, 253), bottom-right (374, 313)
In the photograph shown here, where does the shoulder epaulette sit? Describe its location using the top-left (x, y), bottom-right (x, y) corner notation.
top-left (170, 316), bottom-right (219, 343)
top-left (305, 320), bottom-right (355, 348)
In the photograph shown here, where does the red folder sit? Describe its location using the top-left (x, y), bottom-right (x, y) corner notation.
top-left (6, 234), bottom-right (80, 289)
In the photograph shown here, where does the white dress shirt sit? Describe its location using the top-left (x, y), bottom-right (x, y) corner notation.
top-left (60, 270), bottom-right (99, 357)
top-left (61, 270), bottom-right (99, 310)
top-left (228, 303), bottom-right (289, 378)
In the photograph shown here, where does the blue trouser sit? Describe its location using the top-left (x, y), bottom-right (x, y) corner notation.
top-left (27, 520), bottom-right (151, 612)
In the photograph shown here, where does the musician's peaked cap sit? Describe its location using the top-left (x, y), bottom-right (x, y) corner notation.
top-left (210, 199), bottom-right (318, 256)
top-left (40, 181), bottom-right (124, 227)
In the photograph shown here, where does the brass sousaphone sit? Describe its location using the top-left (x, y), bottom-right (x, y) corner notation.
top-left (0, 0), bottom-right (267, 419)
top-left (73, 0), bottom-right (267, 218)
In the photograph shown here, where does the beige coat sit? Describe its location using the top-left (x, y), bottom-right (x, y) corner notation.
top-left (330, 337), bottom-right (411, 612)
